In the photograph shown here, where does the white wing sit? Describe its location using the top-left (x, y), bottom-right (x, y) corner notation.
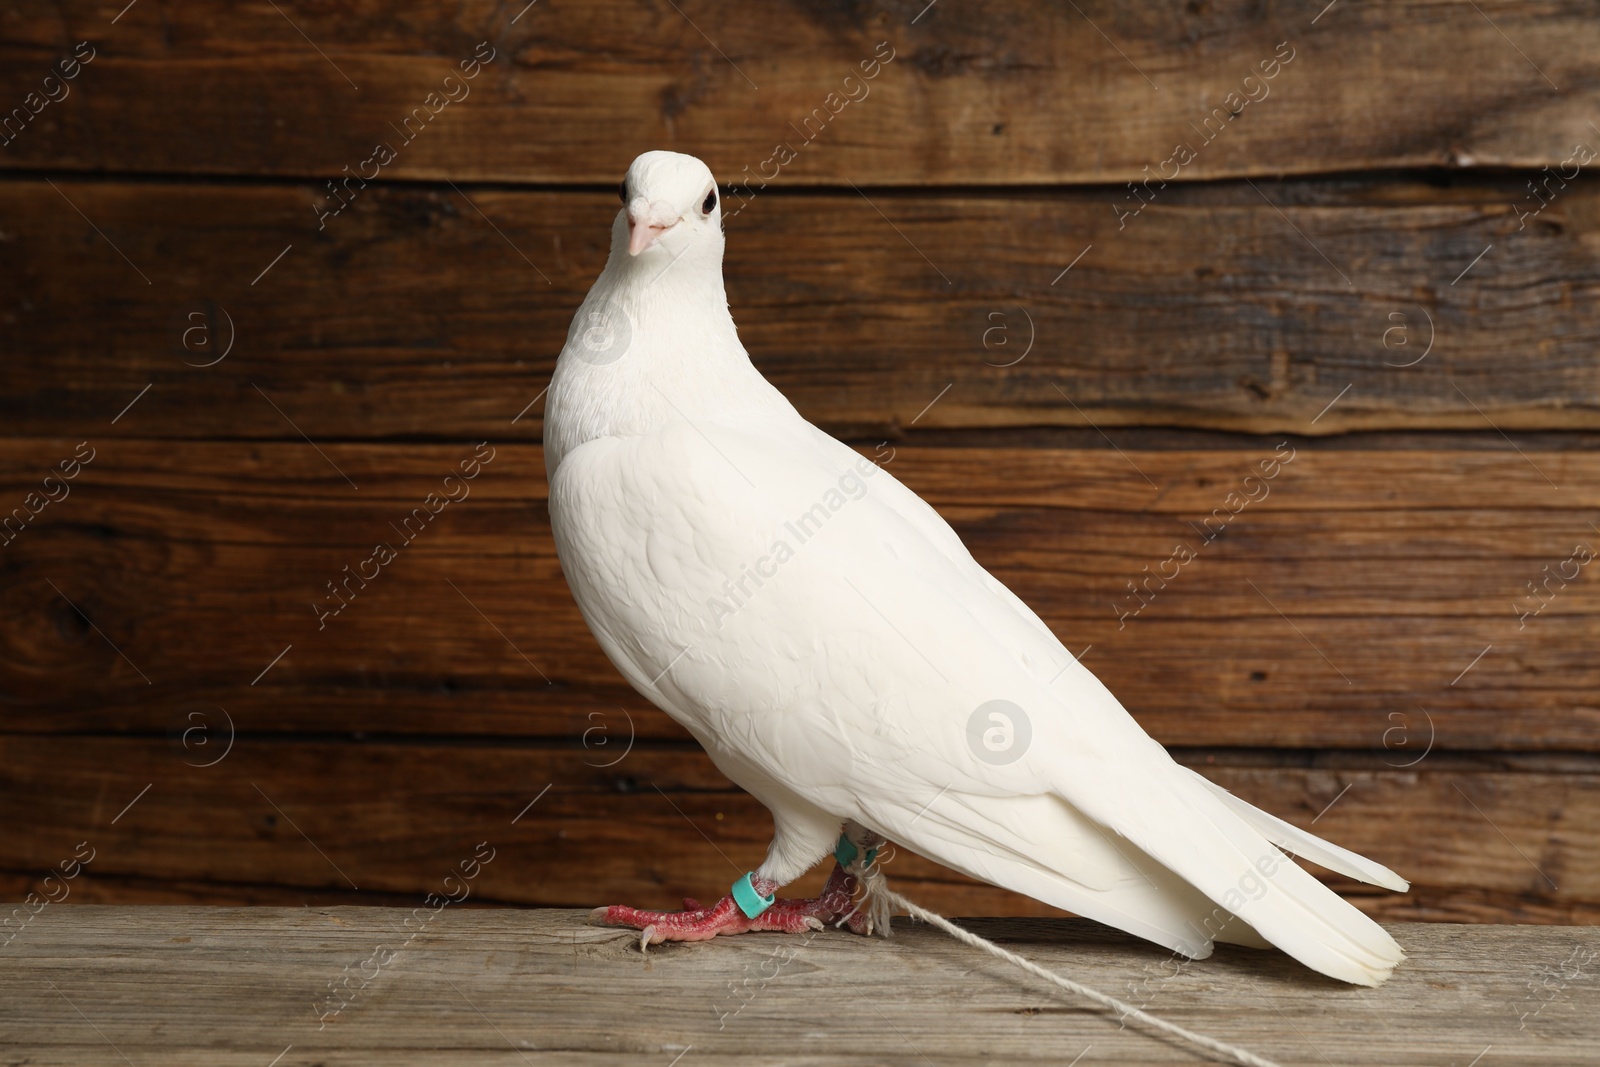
top-left (550, 411), bottom-right (1406, 984)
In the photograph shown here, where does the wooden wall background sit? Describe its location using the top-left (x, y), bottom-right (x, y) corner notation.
top-left (1, 1), bottom-right (1597, 927)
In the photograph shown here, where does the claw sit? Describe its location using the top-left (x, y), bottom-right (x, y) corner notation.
top-left (589, 906), bottom-right (613, 925)
top-left (640, 925), bottom-right (657, 954)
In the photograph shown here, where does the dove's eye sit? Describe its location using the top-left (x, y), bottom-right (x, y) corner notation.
top-left (618, 180), bottom-right (628, 205)
top-left (701, 188), bottom-right (717, 215)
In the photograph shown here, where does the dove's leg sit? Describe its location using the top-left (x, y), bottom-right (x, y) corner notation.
top-left (590, 862), bottom-right (867, 947)
top-left (591, 810), bottom-right (880, 948)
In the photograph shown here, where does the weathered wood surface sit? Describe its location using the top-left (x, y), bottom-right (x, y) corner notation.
top-left (2, 440), bottom-right (1594, 748)
top-left (1, 908), bottom-right (1595, 1065)
top-left (3, 736), bottom-right (1597, 922)
top-left (4, 180), bottom-right (1600, 438)
top-left (3, 2), bottom-right (1600, 184)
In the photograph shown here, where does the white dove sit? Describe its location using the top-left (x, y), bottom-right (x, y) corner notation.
top-left (546, 150), bottom-right (1408, 985)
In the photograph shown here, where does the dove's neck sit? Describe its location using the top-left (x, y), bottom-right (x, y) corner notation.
top-left (544, 237), bottom-right (797, 475)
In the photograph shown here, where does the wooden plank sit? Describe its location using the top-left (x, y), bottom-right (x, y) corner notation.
top-left (3, 179), bottom-right (1600, 438)
top-left (1, 738), bottom-right (1595, 922)
top-left (1, 908), bottom-right (1596, 1065)
top-left (3, 2), bottom-right (1600, 184)
top-left (3, 870), bottom-right (1589, 926)
top-left (1, 440), bottom-right (1594, 749)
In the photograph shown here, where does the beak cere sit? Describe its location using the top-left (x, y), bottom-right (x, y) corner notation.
top-left (626, 197), bottom-right (679, 256)
top-left (628, 218), bottom-right (672, 256)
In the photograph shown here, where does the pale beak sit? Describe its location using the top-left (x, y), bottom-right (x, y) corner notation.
top-left (627, 199), bottom-right (678, 255)
top-left (628, 217), bottom-right (674, 256)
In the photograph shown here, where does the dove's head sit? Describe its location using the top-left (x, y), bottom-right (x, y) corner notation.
top-left (615, 150), bottom-right (722, 261)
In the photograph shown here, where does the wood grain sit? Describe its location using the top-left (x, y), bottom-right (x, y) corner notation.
top-left (1, 737), bottom-right (1596, 921)
top-left (4, 1), bottom-right (1599, 935)
top-left (1, 440), bottom-right (1595, 749)
top-left (4, 908), bottom-right (1598, 1065)
top-left (3, 179), bottom-right (1600, 439)
top-left (2, 2), bottom-right (1599, 185)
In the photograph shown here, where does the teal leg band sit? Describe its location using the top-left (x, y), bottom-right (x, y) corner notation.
top-left (834, 833), bottom-right (877, 870)
top-left (732, 872), bottom-right (774, 919)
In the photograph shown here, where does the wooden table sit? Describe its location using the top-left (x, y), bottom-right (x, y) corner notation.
top-left (2, 907), bottom-right (1595, 1065)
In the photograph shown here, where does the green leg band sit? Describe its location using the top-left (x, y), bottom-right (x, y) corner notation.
top-left (732, 872), bottom-right (774, 919)
top-left (834, 833), bottom-right (858, 868)
top-left (834, 833), bottom-right (878, 870)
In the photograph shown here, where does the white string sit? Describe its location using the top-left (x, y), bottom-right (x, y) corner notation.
top-left (867, 874), bottom-right (1283, 1067)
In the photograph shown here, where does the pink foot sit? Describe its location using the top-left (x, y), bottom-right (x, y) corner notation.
top-left (591, 864), bottom-right (869, 950)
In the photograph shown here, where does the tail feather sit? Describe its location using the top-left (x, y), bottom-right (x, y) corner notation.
top-left (1068, 759), bottom-right (1407, 986)
top-left (889, 791), bottom-right (1249, 959)
top-left (1185, 768), bottom-right (1410, 892)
